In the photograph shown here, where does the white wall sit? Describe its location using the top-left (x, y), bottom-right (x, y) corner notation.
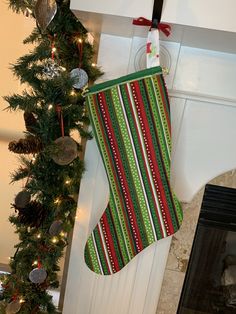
top-left (0, 2), bottom-right (34, 265)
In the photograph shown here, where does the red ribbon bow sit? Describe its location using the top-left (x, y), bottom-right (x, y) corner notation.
top-left (132, 17), bottom-right (171, 37)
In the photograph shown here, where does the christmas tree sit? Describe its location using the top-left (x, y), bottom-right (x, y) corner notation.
top-left (0, 0), bottom-right (101, 313)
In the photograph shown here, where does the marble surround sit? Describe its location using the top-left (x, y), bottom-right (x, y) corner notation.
top-left (156, 170), bottom-right (236, 313)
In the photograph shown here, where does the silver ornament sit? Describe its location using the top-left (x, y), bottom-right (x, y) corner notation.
top-left (35, 0), bottom-right (57, 32)
top-left (29, 267), bottom-right (47, 284)
top-left (70, 68), bottom-right (88, 89)
top-left (15, 190), bottom-right (31, 209)
top-left (42, 60), bottom-right (63, 79)
top-left (49, 220), bottom-right (63, 236)
top-left (5, 300), bottom-right (21, 314)
top-left (51, 136), bottom-right (78, 166)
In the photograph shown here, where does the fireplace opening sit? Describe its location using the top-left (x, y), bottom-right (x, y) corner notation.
top-left (178, 184), bottom-right (236, 314)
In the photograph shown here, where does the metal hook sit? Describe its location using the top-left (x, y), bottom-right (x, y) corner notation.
top-left (152, 0), bottom-right (164, 28)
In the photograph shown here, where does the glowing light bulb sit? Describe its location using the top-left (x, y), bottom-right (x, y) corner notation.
top-left (36, 233), bottom-right (41, 239)
top-left (91, 63), bottom-right (96, 67)
top-left (61, 67), bottom-right (66, 72)
top-left (60, 231), bottom-right (66, 237)
top-left (70, 90), bottom-right (76, 96)
top-left (54, 198), bottom-right (60, 204)
top-left (51, 237), bottom-right (58, 244)
top-left (32, 156), bottom-right (36, 162)
top-left (78, 38), bottom-right (83, 43)
top-left (32, 260), bottom-right (38, 266)
top-left (52, 47), bottom-right (57, 53)
top-left (48, 104), bottom-right (53, 110)
top-left (19, 298), bottom-right (25, 304)
top-left (65, 179), bottom-right (71, 185)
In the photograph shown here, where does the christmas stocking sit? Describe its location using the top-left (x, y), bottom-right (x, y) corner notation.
top-left (84, 64), bottom-right (183, 275)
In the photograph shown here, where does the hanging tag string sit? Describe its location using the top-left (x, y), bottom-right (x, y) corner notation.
top-left (37, 257), bottom-right (41, 269)
top-left (12, 287), bottom-right (19, 301)
top-left (132, 17), bottom-right (171, 36)
top-left (78, 39), bottom-right (83, 68)
top-left (48, 34), bottom-right (57, 61)
top-left (51, 41), bottom-right (55, 60)
top-left (12, 294), bottom-right (18, 301)
top-left (56, 105), bottom-right (65, 137)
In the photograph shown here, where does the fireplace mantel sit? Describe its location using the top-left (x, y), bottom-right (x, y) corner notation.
top-left (70, 0), bottom-right (236, 52)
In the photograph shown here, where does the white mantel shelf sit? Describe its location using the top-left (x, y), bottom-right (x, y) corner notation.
top-left (162, 0), bottom-right (236, 34)
top-left (71, 0), bottom-right (236, 39)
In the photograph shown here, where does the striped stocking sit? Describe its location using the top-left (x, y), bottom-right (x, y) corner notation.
top-left (84, 66), bottom-right (183, 275)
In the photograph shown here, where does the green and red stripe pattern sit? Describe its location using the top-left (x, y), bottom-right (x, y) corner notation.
top-left (84, 66), bottom-right (183, 275)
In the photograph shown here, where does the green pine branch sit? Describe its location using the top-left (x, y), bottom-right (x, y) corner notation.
top-left (1, 0), bottom-right (102, 313)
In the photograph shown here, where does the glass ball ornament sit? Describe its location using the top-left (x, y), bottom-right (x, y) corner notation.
top-left (70, 68), bottom-right (88, 89)
top-left (14, 190), bottom-right (31, 209)
top-left (49, 220), bottom-right (63, 236)
top-left (51, 136), bottom-right (78, 166)
top-left (29, 267), bottom-right (47, 284)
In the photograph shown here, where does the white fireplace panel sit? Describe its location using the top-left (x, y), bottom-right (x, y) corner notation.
top-left (173, 46), bottom-right (236, 100)
top-left (172, 99), bottom-right (236, 202)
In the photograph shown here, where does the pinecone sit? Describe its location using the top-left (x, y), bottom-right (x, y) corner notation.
top-left (14, 200), bottom-right (47, 228)
top-left (24, 111), bottom-right (37, 134)
top-left (8, 136), bottom-right (43, 154)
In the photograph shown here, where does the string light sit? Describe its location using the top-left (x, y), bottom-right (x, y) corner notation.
top-left (48, 104), bottom-right (53, 110)
top-left (19, 298), bottom-right (25, 304)
top-left (65, 179), bottom-right (71, 185)
top-left (52, 47), bottom-right (57, 53)
top-left (70, 90), bottom-right (76, 96)
top-left (51, 237), bottom-right (58, 244)
top-left (91, 63), bottom-right (96, 67)
top-left (61, 66), bottom-right (66, 72)
top-left (60, 231), bottom-right (66, 237)
top-left (32, 260), bottom-right (38, 266)
top-left (36, 233), bottom-right (41, 239)
top-left (54, 197), bottom-right (60, 205)
top-left (78, 38), bottom-right (83, 44)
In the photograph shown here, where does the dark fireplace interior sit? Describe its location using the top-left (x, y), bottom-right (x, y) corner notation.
top-left (177, 184), bottom-right (236, 314)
